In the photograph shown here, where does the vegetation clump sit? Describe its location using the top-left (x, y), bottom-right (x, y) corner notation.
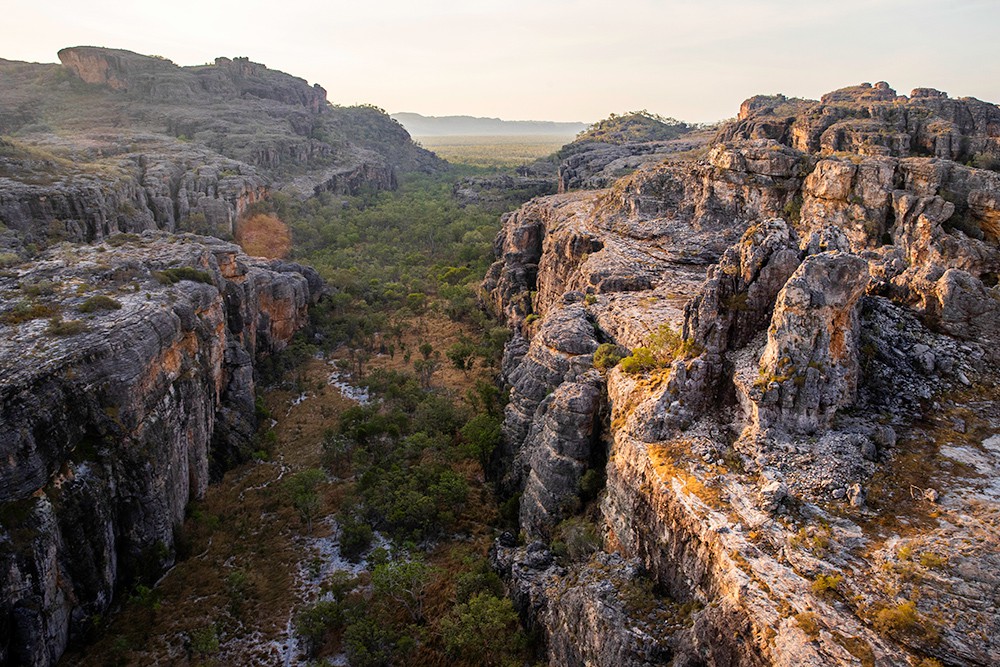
top-left (235, 212), bottom-right (291, 259)
top-left (619, 324), bottom-right (698, 375)
top-left (811, 573), bottom-right (843, 596)
top-left (45, 317), bottom-right (88, 337)
top-left (565, 111), bottom-right (693, 153)
top-left (593, 342), bottom-right (627, 370)
top-left (79, 295), bottom-right (123, 313)
top-left (0, 301), bottom-right (60, 325)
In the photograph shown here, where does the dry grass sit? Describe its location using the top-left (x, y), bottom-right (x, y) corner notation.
top-left (235, 213), bottom-right (291, 259)
top-left (647, 439), bottom-right (724, 507)
top-left (414, 134), bottom-right (569, 167)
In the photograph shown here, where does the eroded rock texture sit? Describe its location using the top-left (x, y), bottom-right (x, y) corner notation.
top-left (486, 84), bottom-right (1000, 666)
top-left (0, 233), bottom-right (319, 666)
top-left (0, 47), bottom-right (441, 246)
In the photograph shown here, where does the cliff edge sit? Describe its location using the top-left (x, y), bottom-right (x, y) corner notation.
top-left (486, 83), bottom-right (1000, 666)
top-left (0, 233), bottom-right (320, 665)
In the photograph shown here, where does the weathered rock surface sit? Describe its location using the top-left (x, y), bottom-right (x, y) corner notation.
top-left (751, 251), bottom-right (870, 434)
top-left (492, 541), bottom-right (675, 666)
top-left (721, 82), bottom-right (1000, 164)
top-left (557, 136), bottom-right (710, 192)
top-left (0, 233), bottom-right (319, 666)
top-left (486, 83), bottom-right (1000, 666)
top-left (0, 47), bottom-right (440, 244)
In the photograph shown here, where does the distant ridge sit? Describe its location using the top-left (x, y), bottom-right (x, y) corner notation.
top-left (392, 112), bottom-right (588, 137)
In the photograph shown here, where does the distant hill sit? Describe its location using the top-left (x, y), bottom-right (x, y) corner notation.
top-left (392, 112), bottom-right (588, 137)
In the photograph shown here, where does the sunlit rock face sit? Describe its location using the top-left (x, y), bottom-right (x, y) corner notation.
top-left (0, 233), bottom-right (319, 666)
top-left (487, 84), bottom-right (1000, 666)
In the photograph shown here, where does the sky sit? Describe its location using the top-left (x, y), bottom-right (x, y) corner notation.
top-left (3, 0), bottom-right (999, 123)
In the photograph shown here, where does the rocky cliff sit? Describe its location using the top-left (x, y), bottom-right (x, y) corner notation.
top-left (0, 233), bottom-right (320, 666)
top-left (486, 84), bottom-right (1000, 666)
top-left (0, 47), bottom-right (440, 246)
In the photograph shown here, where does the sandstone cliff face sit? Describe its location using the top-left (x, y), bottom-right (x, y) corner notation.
top-left (0, 47), bottom-right (440, 245)
top-left (0, 233), bottom-right (320, 666)
top-left (0, 144), bottom-right (268, 244)
top-left (486, 84), bottom-right (1000, 666)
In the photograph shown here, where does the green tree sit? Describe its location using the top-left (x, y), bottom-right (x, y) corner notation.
top-left (460, 414), bottom-right (502, 471)
top-left (439, 593), bottom-right (526, 666)
top-left (287, 468), bottom-right (326, 532)
top-left (371, 558), bottom-right (432, 623)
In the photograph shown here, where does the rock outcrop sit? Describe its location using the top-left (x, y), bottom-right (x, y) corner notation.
top-left (486, 83), bottom-right (1000, 666)
top-left (721, 82), bottom-right (1000, 164)
top-left (0, 233), bottom-right (320, 666)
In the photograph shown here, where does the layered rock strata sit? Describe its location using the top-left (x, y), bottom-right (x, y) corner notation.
top-left (0, 233), bottom-right (320, 666)
top-left (487, 84), bottom-right (1000, 666)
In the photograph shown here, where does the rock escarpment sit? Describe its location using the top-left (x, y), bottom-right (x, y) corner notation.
top-left (487, 84), bottom-right (1000, 666)
top-left (0, 233), bottom-right (320, 666)
top-left (0, 47), bottom-right (440, 246)
top-left (0, 141), bottom-right (268, 244)
top-left (722, 82), bottom-right (1000, 164)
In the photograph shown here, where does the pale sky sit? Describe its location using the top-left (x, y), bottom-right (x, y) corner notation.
top-left (4, 0), bottom-right (999, 123)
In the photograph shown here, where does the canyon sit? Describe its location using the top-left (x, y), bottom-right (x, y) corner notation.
top-left (1, 48), bottom-right (998, 667)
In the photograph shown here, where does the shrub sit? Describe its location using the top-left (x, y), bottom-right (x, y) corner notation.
top-left (45, 317), bottom-right (88, 337)
top-left (79, 295), bottom-right (122, 313)
top-left (0, 301), bottom-right (60, 325)
top-left (460, 414), bottom-right (501, 470)
top-left (524, 313), bottom-right (540, 325)
top-left (874, 600), bottom-right (918, 635)
top-left (919, 552), bottom-right (948, 569)
top-left (371, 558), bottom-right (431, 623)
top-left (620, 346), bottom-right (657, 374)
top-left (593, 343), bottom-right (626, 370)
top-left (152, 267), bottom-right (214, 285)
top-left (811, 573), bottom-right (843, 596)
top-left (339, 514), bottom-right (373, 562)
top-left (235, 213), bottom-right (291, 259)
top-left (795, 611), bottom-right (820, 638)
top-left (0, 252), bottom-right (20, 268)
top-left (439, 593), bottom-right (526, 666)
top-left (286, 468), bottom-right (326, 532)
top-left (23, 280), bottom-right (58, 297)
top-left (783, 196), bottom-right (803, 224)
top-left (296, 600), bottom-right (346, 658)
top-left (579, 468), bottom-right (604, 500)
top-left (552, 517), bottom-right (601, 562)
top-left (188, 624), bottom-right (219, 656)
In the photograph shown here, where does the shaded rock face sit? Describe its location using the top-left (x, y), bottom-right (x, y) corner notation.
top-left (519, 368), bottom-right (604, 539)
top-left (492, 542), bottom-right (675, 667)
top-left (0, 234), bottom-right (319, 666)
top-left (486, 84), bottom-right (1000, 666)
top-left (0, 146), bottom-right (268, 244)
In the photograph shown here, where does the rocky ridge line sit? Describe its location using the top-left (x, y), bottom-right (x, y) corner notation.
top-left (485, 83), bottom-right (1000, 666)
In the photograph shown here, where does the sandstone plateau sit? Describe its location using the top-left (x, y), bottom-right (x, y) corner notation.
top-left (486, 83), bottom-right (1000, 666)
